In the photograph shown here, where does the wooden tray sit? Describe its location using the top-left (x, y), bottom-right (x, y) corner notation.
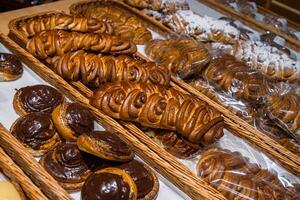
top-left (68, 0), bottom-right (300, 177)
top-left (2, 24), bottom-right (227, 200)
top-left (198, 0), bottom-right (300, 50)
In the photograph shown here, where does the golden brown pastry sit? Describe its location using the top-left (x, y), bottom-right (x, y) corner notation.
top-left (71, 2), bottom-right (152, 44)
top-left (266, 93), bottom-right (300, 140)
top-left (40, 142), bottom-right (93, 191)
top-left (0, 53), bottom-right (23, 81)
top-left (19, 13), bottom-right (113, 37)
top-left (26, 30), bottom-right (137, 59)
top-left (278, 138), bottom-right (300, 157)
top-left (0, 181), bottom-right (26, 200)
top-left (197, 148), bottom-right (298, 200)
top-left (46, 50), bottom-right (171, 87)
top-left (10, 112), bottom-right (60, 156)
top-left (52, 102), bottom-right (94, 141)
top-left (91, 81), bottom-right (224, 145)
top-left (77, 131), bottom-right (134, 162)
top-left (118, 160), bottom-right (159, 200)
top-left (81, 167), bottom-right (137, 200)
top-left (145, 37), bottom-right (211, 79)
top-left (13, 84), bottom-right (63, 116)
top-left (202, 54), bottom-right (268, 105)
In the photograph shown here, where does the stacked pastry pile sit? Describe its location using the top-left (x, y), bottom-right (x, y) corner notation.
top-left (10, 84), bottom-right (159, 200)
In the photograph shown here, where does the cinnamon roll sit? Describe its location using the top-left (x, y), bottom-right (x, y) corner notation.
top-left (77, 131), bottom-right (134, 162)
top-left (81, 167), bottom-right (137, 200)
top-left (10, 112), bottom-right (60, 156)
top-left (40, 142), bottom-right (93, 191)
top-left (118, 160), bottom-right (159, 200)
top-left (13, 85), bottom-right (63, 116)
top-left (52, 102), bottom-right (94, 141)
top-left (0, 53), bottom-right (23, 81)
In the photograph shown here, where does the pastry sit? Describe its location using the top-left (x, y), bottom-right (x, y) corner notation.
top-left (77, 131), bottom-right (134, 162)
top-left (46, 50), bottom-right (171, 87)
top-left (145, 37), bottom-right (211, 79)
top-left (71, 2), bottom-right (152, 44)
top-left (278, 138), bottom-right (300, 157)
top-left (81, 167), bottom-right (137, 200)
top-left (118, 160), bottom-right (159, 200)
top-left (13, 84), bottom-right (63, 116)
top-left (197, 147), bottom-right (298, 200)
top-left (91, 81), bottom-right (224, 145)
top-left (19, 13), bottom-right (113, 37)
top-left (0, 53), bottom-right (23, 81)
top-left (266, 93), bottom-right (300, 139)
top-left (10, 112), bottom-right (60, 156)
top-left (26, 30), bottom-right (137, 59)
top-left (52, 102), bottom-right (94, 141)
top-left (203, 54), bottom-right (268, 105)
top-left (40, 142), bottom-right (92, 191)
top-left (0, 182), bottom-right (26, 200)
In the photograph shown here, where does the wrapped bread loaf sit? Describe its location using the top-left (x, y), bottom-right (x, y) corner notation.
top-left (46, 50), bottom-right (170, 87)
top-left (26, 30), bottom-right (137, 59)
top-left (91, 81), bottom-right (224, 144)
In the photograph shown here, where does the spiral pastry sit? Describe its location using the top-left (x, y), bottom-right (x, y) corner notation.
top-left (203, 54), bottom-right (268, 105)
top-left (91, 81), bottom-right (224, 144)
top-left (197, 148), bottom-right (297, 200)
top-left (46, 50), bottom-right (170, 87)
top-left (0, 53), bottom-right (23, 81)
top-left (145, 37), bottom-right (211, 79)
top-left (19, 13), bottom-right (113, 37)
top-left (266, 93), bottom-right (300, 139)
top-left (74, 3), bottom-right (152, 44)
top-left (13, 84), bottom-right (63, 116)
top-left (26, 30), bottom-right (137, 59)
top-left (40, 142), bottom-right (93, 191)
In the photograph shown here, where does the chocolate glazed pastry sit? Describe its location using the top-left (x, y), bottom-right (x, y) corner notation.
top-left (0, 53), bottom-right (23, 81)
top-left (82, 167), bottom-right (137, 200)
top-left (13, 84), bottom-right (63, 116)
top-left (40, 142), bottom-right (92, 191)
top-left (77, 131), bottom-right (134, 162)
top-left (26, 30), bottom-right (137, 59)
top-left (19, 13), bottom-right (113, 37)
top-left (46, 50), bottom-right (170, 87)
top-left (118, 160), bottom-right (159, 200)
top-left (91, 81), bottom-right (224, 145)
top-left (10, 112), bottom-right (60, 156)
top-left (52, 102), bottom-right (94, 141)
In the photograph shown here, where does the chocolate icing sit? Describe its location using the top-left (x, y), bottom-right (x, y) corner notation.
top-left (66, 103), bottom-right (94, 135)
top-left (43, 143), bottom-right (90, 182)
top-left (89, 131), bottom-right (132, 156)
top-left (260, 32), bottom-right (291, 56)
top-left (82, 172), bottom-right (131, 200)
top-left (19, 85), bottom-right (63, 113)
top-left (0, 53), bottom-right (23, 75)
top-left (11, 112), bottom-right (55, 150)
top-left (119, 160), bottom-right (154, 198)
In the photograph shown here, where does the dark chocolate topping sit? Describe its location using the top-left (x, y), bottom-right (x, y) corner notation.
top-left (11, 112), bottom-right (55, 150)
top-left (43, 143), bottom-right (90, 182)
top-left (89, 131), bottom-right (132, 156)
top-left (19, 85), bottom-right (63, 113)
top-left (82, 172), bottom-right (131, 200)
top-left (66, 103), bottom-right (94, 135)
top-left (119, 160), bottom-right (154, 198)
top-left (0, 53), bottom-right (23, 75)
top-left (260, 33), bottom-right (291, 56)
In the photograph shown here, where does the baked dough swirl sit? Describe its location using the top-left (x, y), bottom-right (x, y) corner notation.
top-left (91, 81), bottom-right (224, 144)
top-left (46, 50), bottom-right (170, 87)
top-left (26, 30), bottom-right (137, 59)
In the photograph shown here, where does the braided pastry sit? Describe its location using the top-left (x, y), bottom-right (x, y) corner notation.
top-left (145, 37), bottom-right (211, 79)
top-left (197, 148), bottom-right (298, 200)
top-left (203, 54), bottom-right (268, 105)
top-left (46, 50), bottom-right (170, 87)
top-left (266, 93), bottom-right (300, 139)
top-left (75, 3), bottom-right (152, 44)
top-left (26, 30), bottom-right (137, 59)
top-left (19, 13), bottom-right (113, 37)
top-left (91, 81), bottom-right (224, 144)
